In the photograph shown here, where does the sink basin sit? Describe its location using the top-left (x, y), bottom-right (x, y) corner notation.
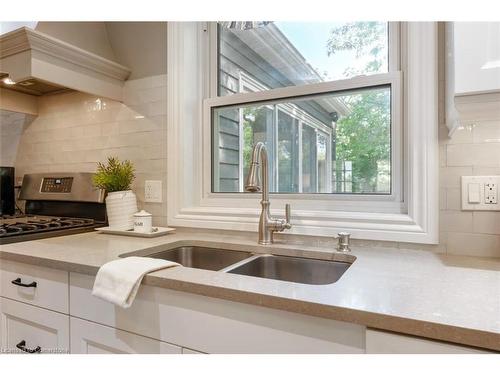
top-left (224, 254), bottom-right (352, 285)
top-left (143, 246), bottom-right (253, 271)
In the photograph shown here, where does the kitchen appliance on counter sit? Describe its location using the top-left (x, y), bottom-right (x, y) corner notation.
top-left (0, 173), bottom-right (106, 244)
top-left (0, 167), bottom-right (15, 216)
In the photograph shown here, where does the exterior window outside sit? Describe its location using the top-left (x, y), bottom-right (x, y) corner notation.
top-left (213, 22), bottom-right (391, 194)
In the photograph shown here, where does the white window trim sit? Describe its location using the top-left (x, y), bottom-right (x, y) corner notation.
top-left (167, 22), bottom-right (439, 244)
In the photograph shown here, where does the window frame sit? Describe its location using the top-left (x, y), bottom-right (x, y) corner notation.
top-left (206, 72), bottom-right (402, 207)
top-left (166, 22), bottom-right (439, 244)
top-left (209, 22), bottom-right (401, 201)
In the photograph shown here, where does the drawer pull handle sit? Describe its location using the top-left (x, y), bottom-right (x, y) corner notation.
top-left (16, 340), bottom-right (41, 353)
top-left (11, 278), bottom-right (37, 288)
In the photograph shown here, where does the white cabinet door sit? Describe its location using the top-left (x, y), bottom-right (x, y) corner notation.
top-left (453, 22), bottom-right (500, 96)
top-left (0, 297), bottom-right (69, 354)
top-left (70, 317), bottom-right (182, 354)
top-left (0, 260), bottom-right (69, 313)
top-left (366, 329), bottom-right (492, 354)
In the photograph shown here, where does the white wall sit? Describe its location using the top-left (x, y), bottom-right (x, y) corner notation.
top-left (14, 75), bottom-right (168, 225)
top-left (105, 22), bottom-right (167, 80)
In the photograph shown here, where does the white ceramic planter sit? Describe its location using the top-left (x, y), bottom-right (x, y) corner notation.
top-left (105, 190), bottom-right (138, 230)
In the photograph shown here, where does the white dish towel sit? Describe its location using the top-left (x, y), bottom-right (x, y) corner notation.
top-left (92, 256), bottom-right (180, 308)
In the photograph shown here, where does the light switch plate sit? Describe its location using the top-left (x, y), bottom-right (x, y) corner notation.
top-left (461, 176), bottom-right (500, 211)
top-left (145, 180), bottom-right (162, 203)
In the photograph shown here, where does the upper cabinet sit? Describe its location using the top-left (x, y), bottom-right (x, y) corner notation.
top-left (446, 22), bottom-right (500, 135)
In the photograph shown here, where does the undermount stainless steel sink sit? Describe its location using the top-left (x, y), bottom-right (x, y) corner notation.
top-left (141, 246), bottom-right (253, 271)
top-left (124, 245), bottom-right (353, 285)
top-left (224, 254), bottom-right (352, 285)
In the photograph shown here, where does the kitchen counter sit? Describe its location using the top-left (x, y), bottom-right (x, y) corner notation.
top-left (0, 228), bottom-right (499, 351)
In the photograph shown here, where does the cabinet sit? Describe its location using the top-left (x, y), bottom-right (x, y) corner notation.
top-left (446, 22), bottom-right (500, 134)
top-left (69, 272), bottom-right (365, 354)
top-left (0, 297), bottom-right (69, 354)
top-left (366, 329), bottom-right (491, 354)
top-left (70, 317), bottom-right (181, 354)
top-left (0, 259), bottom-right (69, 313)
top-left (451, 22), bottom-right (500, 96)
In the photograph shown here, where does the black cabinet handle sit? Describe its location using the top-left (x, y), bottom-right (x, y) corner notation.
top-left (16, 340), bottom-right (41, 353)
top-left (11, 278), bottom-right (37, 288)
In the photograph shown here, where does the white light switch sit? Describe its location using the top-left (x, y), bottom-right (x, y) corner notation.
top-left (468, 183), bottom-right (480, 203)
top-left (145, 180), bottom-right (162, 203)
top-left (461, 176), bottom-right (500, 211)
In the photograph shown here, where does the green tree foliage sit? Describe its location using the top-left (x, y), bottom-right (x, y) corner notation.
top-left (327, 22), bottom-right (390, 193)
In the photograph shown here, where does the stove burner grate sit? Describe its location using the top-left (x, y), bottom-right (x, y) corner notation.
top-left (0, 217), bottom-right (96, 238)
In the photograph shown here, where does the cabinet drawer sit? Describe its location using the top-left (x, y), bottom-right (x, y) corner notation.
top-left (0, 297), bottom-right (69, 354)
top-left (0, 260), bottom-right (69, 313)
top-left (70, 317), bottom-right (181, 354)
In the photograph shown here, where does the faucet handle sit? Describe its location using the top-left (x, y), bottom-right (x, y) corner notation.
top-left (284, 204), bottom-right (292, 229)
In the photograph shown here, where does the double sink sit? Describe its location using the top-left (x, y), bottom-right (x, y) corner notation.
top-left (123, 245), bottom-right (353, 285)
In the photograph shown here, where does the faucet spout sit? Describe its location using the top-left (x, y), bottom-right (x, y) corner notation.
top-left (245, 142), bottom-right (291, 244)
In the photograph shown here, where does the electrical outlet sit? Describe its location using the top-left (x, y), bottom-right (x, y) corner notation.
top-left (461, 176), bottom-right (500, 210)
top-left (145, 180), bottom-right (162, 203)
top-left (485, 182), bottom-right (497, 204)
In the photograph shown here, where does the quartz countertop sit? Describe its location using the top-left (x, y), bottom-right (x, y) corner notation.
top-left (1, 228), bottom-right (499, 351)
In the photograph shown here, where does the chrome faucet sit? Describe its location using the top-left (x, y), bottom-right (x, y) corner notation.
top-left (245, 142), bottom-right (292, 245)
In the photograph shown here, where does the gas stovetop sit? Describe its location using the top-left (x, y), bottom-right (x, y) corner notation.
top-left (0, 172), bottom-right (107, 244)
top-left (0, 215), bottom-right (98, 244)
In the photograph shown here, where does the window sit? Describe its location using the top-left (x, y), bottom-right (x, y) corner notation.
top-left (212, 85), bottom-right (392, 194)
top-left (212, 22), bottom-right (397, 196)
top-left (167, 22), bottom-right (439, 243)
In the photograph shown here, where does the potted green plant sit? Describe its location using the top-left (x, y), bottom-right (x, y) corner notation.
top-left (93, 157), bottom-right (137, 230)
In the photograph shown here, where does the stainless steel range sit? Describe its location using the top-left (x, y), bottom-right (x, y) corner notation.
top-left (0, 173), bottom-right (106, 244)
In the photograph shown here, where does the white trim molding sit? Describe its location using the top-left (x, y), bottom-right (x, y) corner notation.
top-left (167, 22), bottom-right (439, 244)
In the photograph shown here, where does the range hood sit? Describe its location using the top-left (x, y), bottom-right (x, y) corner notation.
top-left (0, 27), bottom-right (131, 101)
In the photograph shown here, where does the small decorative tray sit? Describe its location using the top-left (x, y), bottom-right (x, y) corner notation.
top-left (95, 226), bottom-right (176, 238)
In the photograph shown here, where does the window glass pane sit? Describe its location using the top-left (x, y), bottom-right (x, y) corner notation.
top-left (218, 21), bottom-right (389, 96)
top-left (278, 111), bottom-right (299, 193)
top-left (212, 85), bottom-right (391, 195)
top-left (301, 124), bottom-right (316, 193)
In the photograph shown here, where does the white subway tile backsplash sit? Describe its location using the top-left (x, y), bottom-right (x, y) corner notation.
top-left (439, 211), bottom-right (473, 232)
top-left (439, 166), bottom-right (473, 188)
top-left (472, 120), bottom-right (500, 143)
top-left (445, 188), bottom-right (461, 210)
top-left (472, 211), bottom-right (500, 235)
top-left (447, 142), bottom-right (500, 167)
top-left (439, 188), bottom-right (446, 210)
top-left (14, 76), bottom-right (169, 227)
top-left (447, 232), bottom-right (500, 258)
